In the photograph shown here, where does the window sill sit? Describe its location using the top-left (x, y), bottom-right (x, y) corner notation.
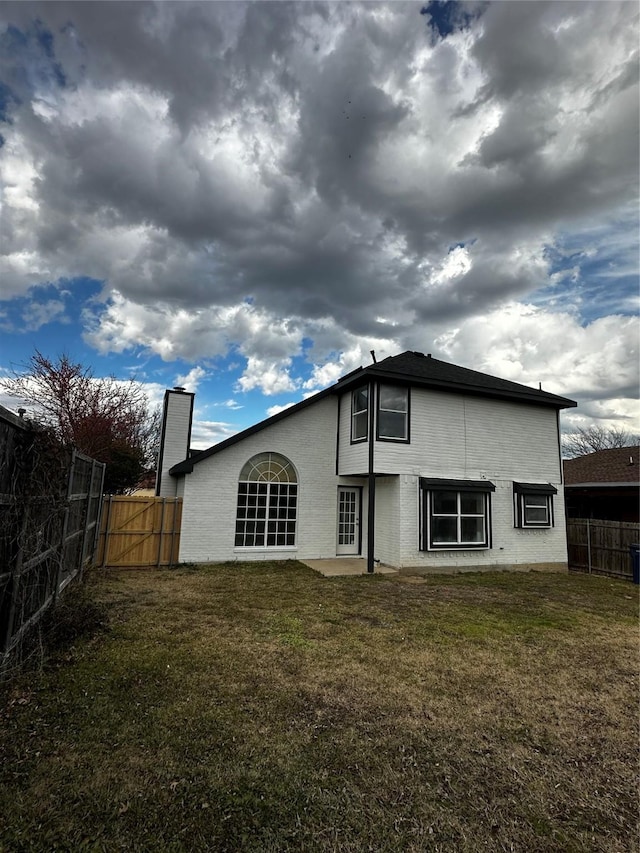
top-left (233, 546), bottom-right (298, 552)
top-left (426, 545), bottom-right (491, 551)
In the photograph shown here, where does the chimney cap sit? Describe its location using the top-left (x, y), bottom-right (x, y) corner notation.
top-left (173, 386), bottom-right (186, 392)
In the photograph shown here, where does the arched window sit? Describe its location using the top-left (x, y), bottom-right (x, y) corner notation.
top-left (235, 453), bottom-right (298, 548)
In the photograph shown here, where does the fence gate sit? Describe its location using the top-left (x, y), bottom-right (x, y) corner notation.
top-left (97, 496), bottom-right (182, 568)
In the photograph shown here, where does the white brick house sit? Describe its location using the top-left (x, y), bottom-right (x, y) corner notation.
top-left (157, 351), bottom-right (576, 574)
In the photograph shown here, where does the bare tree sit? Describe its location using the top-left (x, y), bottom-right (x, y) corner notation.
top-left (562, 425), bottom-right (639, 459)
top-left (1, 351), bottom-right (160, 493)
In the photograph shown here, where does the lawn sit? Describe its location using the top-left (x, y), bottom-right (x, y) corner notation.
top-left (0, 563), bottom-right (638, 852)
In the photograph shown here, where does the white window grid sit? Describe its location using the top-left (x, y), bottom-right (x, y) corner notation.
top-left (338, 489), bottom-right (357, 545)
top-left (377, 385), bottom-right (408, 440)
top-left (518, 493), bottom-right (552, 527)
top-left (427, 490), bottom-right (489, 549)
top-left (235, 453), bottom-right (298, 547)
top-left (351, 387), bottom-right (369, 441)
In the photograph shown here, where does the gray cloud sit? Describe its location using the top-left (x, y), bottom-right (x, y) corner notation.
top-left (0, 0), bottom-right (637, 413)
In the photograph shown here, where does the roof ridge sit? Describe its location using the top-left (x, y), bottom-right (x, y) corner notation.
top-left (169, 349), bottom-right (576, 475)
top-left (565, 444), bottom-right (639, 459)
top-left (368, 350), bottom-right (574, 405)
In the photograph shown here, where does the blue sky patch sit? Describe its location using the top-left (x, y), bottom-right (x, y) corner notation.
top-left (0, 20), bottom-right (67, 103)
top-left (0, 80), bottom-right (20, 124)
top-left (420, 1), bottom-right (487, 38)
top-left (539, 215), bottom-right (640, 322)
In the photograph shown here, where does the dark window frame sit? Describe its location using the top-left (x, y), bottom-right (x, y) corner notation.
top-left (376, 384), bottom-right (410, 443)
top-left (513, 482), bottom-right (556, 529)
top-left (350, 385), bottom-right (369, 444)
top-left (419, 478), bottom-right (494, 551)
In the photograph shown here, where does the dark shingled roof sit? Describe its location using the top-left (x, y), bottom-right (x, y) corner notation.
top-left (170, 350), bottom-right (576, 475)
top-left (563, 446), bottom-right (640, 485)
top-left (338, 350), bottom-right (577, 409)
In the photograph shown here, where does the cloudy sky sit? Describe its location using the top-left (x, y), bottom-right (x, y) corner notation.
top-left (0, 0), bottom-right (638, 449)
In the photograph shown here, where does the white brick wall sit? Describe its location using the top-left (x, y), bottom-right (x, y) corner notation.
top-left (178, 396), bottom-right (342, 562)
top-left (338, 388), bottom-right (370, 475)
top-left (397, 475), bottom-right (567, 570)
top-left (374, 477), bottom-right (400, 565)
top-left (174, 383), bottom-right (567, 571)
top-left (337, 385), bottom-right (566, 570)
top-left (158, 390), bottom-right (194, 498)
top-left (373, 389), bottom-right (562, 482)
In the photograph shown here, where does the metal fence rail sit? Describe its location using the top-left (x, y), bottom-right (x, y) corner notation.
top-left (567, 517), bottom-right (639, 581)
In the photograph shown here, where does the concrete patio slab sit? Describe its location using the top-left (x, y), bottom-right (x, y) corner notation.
top-left (300, 558), bottom-right (398, 577)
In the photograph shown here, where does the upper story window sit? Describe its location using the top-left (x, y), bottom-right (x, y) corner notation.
top-left (235, 452), bottom-right (297, 548)
top-left (351, 386), bottom-right (369, 442)
top-left (377, 385), bottom-right (409, 442)
top-left (513, 482), bottom-right (556, 529)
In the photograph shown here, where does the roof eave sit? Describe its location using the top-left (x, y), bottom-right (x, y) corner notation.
top-left (337, 365), bottom-right (576, 408)
top-left (169, 360), bottom-right (576, 476)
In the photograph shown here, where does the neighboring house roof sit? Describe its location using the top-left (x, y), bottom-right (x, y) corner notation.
top-left (134, 470), bottom-right (157, 490)
top-left (563, 446), bottom-right (640, 487)
top-left (170, 351), bottom-right (576, 476)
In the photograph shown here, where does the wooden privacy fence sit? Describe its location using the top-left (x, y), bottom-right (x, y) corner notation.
top-left (567, 518), bottom-right (639, 581)
top-left (1, 401), bottom-right (105, 670)
top-left (97, 496), bottom-right (182, 569)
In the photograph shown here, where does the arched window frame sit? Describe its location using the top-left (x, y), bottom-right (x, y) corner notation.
top-left (234, 452), bottom-right (298, 548)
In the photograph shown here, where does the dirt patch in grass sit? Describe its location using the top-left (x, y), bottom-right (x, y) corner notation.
top-left (0, 562), bottom-right (637, 852)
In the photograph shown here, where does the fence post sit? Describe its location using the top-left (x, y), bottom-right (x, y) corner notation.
top-left (170, 500), bottom-right (180, 567)
top-left (157, 499), bottom-right (166, 568)
top-left (1, 511), bottom-right (28, 653)
top-left (54, 449), bottom-right (75, 604)
top-left (78, 458), bottom-right (95, 581)
top-left (89, 463), bottom-right (105, 568)
top-left (586, 518), bottom-right (591, 574)
top-left (100, 495), bottom-right (113, 568)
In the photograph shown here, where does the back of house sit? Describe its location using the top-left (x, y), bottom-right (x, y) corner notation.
top-left (159, 351), bottom-right (576, 574)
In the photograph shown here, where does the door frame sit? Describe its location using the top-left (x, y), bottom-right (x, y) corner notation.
top-left (336, 485), bottom-right (363, 556)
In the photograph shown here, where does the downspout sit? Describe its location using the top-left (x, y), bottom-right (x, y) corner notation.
top-left (367, 380), bottom-right (376, 574)
top-left (335, 394), bottom-right (341, 476)
top-left (556, 410), bottom-right (563, 484)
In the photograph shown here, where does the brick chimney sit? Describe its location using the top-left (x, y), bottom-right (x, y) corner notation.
top-left (155, 387), bottom-right (195, 497)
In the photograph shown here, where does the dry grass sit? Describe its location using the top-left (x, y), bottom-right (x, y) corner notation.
top-left (0, 562), bottom-right (638, 852)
